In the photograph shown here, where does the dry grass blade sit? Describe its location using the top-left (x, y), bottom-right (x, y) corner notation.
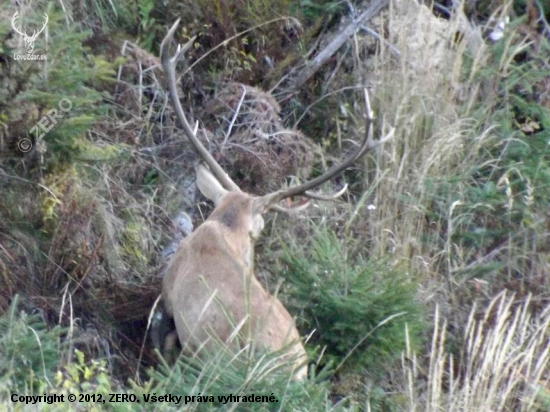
top-left (404, 292), bottom-right (550, 411)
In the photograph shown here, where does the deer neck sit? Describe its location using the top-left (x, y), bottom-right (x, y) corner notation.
top-left (215, 223), bottom-right (254, 274)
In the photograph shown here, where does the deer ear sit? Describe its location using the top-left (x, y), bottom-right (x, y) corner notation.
top-left (196, 164), bottom-right (228, 206)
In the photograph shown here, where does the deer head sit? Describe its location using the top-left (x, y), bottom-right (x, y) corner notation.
top-left (158, 19), bottom-right (393, 380)
top-left (12, 11), bottom-right (48, 55)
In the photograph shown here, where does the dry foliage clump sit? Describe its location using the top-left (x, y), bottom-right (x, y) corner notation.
top-left (203, 82), bottom-right (320, 193)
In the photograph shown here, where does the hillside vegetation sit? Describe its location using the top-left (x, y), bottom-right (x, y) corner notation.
top-left (1, 0), bottom-right (549, 410)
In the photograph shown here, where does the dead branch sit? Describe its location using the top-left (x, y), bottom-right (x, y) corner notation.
top-left (288, 0), bottom-right (388, 92)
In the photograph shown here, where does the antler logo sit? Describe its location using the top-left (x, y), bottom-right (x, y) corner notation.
top-left (12, 11), bottom-right (49, 55)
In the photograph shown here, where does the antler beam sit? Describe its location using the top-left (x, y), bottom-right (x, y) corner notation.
top-left (160, 19), bottom-right (241, 193)
top-left (272, 89), bottom-right (394, 203)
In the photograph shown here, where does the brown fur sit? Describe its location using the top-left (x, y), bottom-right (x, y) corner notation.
top-left (162, 166), bottom-right (307, 379)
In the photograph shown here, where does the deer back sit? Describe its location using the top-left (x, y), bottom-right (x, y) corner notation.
top-left (162, 166), bottom-right (307, 378)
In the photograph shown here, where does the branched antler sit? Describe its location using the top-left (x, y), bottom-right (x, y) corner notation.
top-left (160, 20), bottom-right (393, 211)
top-left (160, 19), bottom-right (241, 192)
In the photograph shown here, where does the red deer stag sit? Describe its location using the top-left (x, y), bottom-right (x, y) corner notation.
top-left (157, 19), bottom-right (393, 380)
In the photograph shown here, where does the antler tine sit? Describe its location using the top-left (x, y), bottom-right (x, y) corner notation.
top-left (271, 88), bottom-right (394, 204)
top-left (160, 19), bottom-right (241, 192)
top-left (269, 184), bottom-right (349, 213)
top-left (273, 183), bottom-right (349, 212)
top-left (304, 184), bottom-right (348, 201)
top-left (271, 201), bottom-right (311, 213)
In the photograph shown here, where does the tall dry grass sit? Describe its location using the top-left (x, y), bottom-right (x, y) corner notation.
top-left (403, 292), bottom-right (550, 411)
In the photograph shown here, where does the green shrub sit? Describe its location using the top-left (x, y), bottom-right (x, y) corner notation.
top-left (278, 227), bottom-right (425, 376)
top-left (12, 8), bottom-right (119, 169)
top-left (147, 346), bottom-right (343, 411)
top-left (424, 20), bottom-right (550, 290)
top-left (46, 349), bottom-right (126, 412)
top-left (0, 296), bottom-right (64, 392)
